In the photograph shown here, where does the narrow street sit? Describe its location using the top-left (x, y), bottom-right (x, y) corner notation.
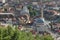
top-left (47, 29), bottom-right (60, 40)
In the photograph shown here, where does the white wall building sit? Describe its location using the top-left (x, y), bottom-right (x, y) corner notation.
top-left (0, 0), bottom-right (7, 3)
top-left (2, 0), bottom-right (7, 3)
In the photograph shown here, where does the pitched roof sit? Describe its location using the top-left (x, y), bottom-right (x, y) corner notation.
top-left (20, 6), bottom-right (29, 15)
top-left (54, 18), bottom-right (60, 23)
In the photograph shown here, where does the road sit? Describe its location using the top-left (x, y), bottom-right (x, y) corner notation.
top-left (47, 28), bottom-right (60, 40)
top-left (45, 21), bottom-right (60, 40)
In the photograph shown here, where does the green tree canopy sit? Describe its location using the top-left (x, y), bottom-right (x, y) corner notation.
top-left (0, 26), bottom-right (54, 40)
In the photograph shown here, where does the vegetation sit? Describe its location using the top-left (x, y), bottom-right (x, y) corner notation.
top-left (27, 5), bottom-right (37, 17)
top-left (0, 26), bottom-right (54, 40)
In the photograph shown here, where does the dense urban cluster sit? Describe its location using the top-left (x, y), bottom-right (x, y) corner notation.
top-left (0, 0), bottom-right (60, 40)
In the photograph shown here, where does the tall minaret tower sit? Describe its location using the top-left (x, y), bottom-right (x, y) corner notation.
top-left (40, 0), bottom-right (45, 22)
top-left (40, 0), bottom-right (43, 18)
top-left (41, 6), bottom-right (43, 18)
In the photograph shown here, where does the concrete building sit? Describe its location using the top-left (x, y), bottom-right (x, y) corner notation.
top-left (0, 0), bottom-right (7, 3)
top-left (20, 6), bottom-right (30, 23)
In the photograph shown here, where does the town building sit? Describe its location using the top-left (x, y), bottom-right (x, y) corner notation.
top-left (0, 0), bottom-right (7, 3)
top-left (20, 6), bottom-right (30, 24)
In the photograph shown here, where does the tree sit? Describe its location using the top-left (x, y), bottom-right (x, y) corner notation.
top-left (35, 34), bottom-right (44, 40)
top-left (27, 5), bottom-right (37, 17)
top-left (0, 26), bottom-right (54, 40)
top-left (43, 35), bottom-right (54, 40)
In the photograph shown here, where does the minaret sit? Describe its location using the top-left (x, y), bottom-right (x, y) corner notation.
top-left (41, 7), bottom-right (43, 18)
top-left (40, 0), bottom-right (45, 23)
top-left (40, 0), bottom-right (43, 18)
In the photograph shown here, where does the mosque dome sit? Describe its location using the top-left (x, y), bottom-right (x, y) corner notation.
top-left (34, 18), bottom-right (45, 23)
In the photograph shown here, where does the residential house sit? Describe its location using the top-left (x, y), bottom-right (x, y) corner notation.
top-left (20, 6), bottom-right (30, 24)
top-left (53, 18), bottom-right (60, 28)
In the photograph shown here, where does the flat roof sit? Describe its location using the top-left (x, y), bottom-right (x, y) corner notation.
top-left (0, 13), bottom-right (13, 15)
top-left (0, 13), bottom-right (14, 16)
